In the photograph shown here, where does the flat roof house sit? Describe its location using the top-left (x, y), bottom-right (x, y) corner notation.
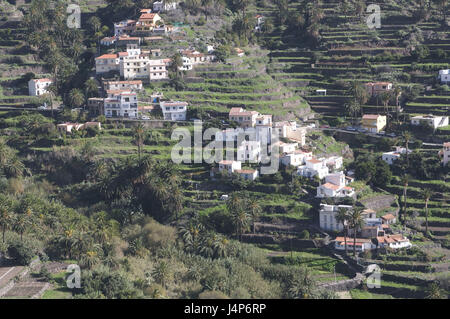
top-left (382, 146), bottom-right (411, 165)
top-left (235, 169), bottom-right (259, 181)
top-left (439, 69), bottom-right (450, 84)
top-left (364, 82), bottom-right (393, 96)
top-left (411, 114), bottom-right (448, 129)
top-left (160, 101), bottom-right (188, 121)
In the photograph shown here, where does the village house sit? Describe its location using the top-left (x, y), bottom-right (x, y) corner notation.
top-left (160, 101), bottom-right (188, 121)
top-left (114, 19), bottom-right (136, 36)
top-left (334, 237), bottom-right (375, 252)
top-left (87, 98), bottom-right (105, 116)
top-left (117, 35), bottom-right (141, 47)
top-left (135, 12), bottom-right (162, 33)
top-left (319, 204), bottom-right (352, 232)
top-left (273, 121), bottom-right (306, 146)
top-left (218, 160), bottom-right (241, 174)
top-left (276, 142), bottom-right (298, 154)
top-left (229, 107), bottom-right (260, 128)
top-left (104, 91), bottom-right (138, 118)
top-left (254, 14), bottom-right (264, 32)
top-left (235, 169), bottom-right (259, 181)
top-left (235, 48), bottom-right (245, 57)
top-left (103, 80), bottom-right (143, 92)
top-left (179, 49), bottom-right (215, 71)
top-left (361, 114), bottom-right (387, 133)
top-left (364, 82), bottom-right (393, 96)
top-left (411, 114), bottom-right (449, 130)
top-left (280, 150), bottom-right (313, 167)
top-left (95, 53), bottom-right (121, 74)
top-left (382, 146), bottom-right (411, 165)
top-left (148, 59), bottom-right (169, 81)
top-left (28, 78), bottom-right (53, 96)
top-left (153, 1), bottom-right (178, 13)
top-left (381, 213), bottom-right (397, 225)
top-left (297, 157), bottom-right (329, 179)
top-left (324, 156), bottom-right (343, 171)
top-left (100, 36), bottom-right (117, 46)
top-left (57, 122), bottom-right (101, 134)
top-left (255, 114), bottom-right (273, 145)
top-left (439, 69), bottom-right (450, 84)
top-left (316, 182), bottom-right (355, 198)
top-left (376, 234), bottom-right (412, 250)
top-left (150, 49), bottom-right (162, 57)
top-left (215, 128), bottom-right (244, 143)
top-left (237, 141), bottom-right (262, 163)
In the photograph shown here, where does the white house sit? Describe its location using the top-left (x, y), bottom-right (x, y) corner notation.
top-left (411, 115), bottom-right (449, 129)
top-left (324, 156), bottom-right (343, 171)
top-left (104, 91), bottom-right (138, 118)
top-left (277, 142), bottom-right (298, 154)
top-left (237, 141), bottom-right (261, 163)
top-left (148, 59), bottom-right (169, 81)
top-left (218, 160), bottom-right (241, 174)
top-left (153, 1), bottom-right (177, 13)
top-left (103, 80), bottom-right (143, 92)
top-left (382, 146), bottom-right (411, 165)
top-left (273, 121), bottom-right (306, 146)
top-left (160, 101), bottom-right (187, 121)
top-left (114, 19), bottom-right (136, 36)
top-left (297, 158), bottom-right (329, 179)
top-left (439, 69), bottom-right (450, 84)
top-left (280, 150), bottom-right (312, 167)
top-left (376, 234), bottom-right (412, 249)
top-left (255, 14), bottom-right (264, 32)
top-left (215, 128), bottom-right (244, 143)
top-left (229, 107), bottom-right (260, 128)
top-left (100, 36), bottom-right (117, 46)
top-left (28, 78), bottom-right (53, 96)
top-left (235, 169), bottom-right (259, 181)
top-left (334, 237), bottom-right (375, 252)
top-left (319, 204), bottom-right (352, 232)
top-left (316, 182), bottom-right (355, 198)
top-left (324, 172), bottom-right (348, 187)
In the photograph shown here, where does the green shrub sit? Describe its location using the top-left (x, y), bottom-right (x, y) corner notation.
top-left (7, 240), bottom-right (35, 266)
top-left (300, 230), bottom-right (310, 239)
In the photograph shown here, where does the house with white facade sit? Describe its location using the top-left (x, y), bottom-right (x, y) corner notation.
top-left (316, 182), bottom-right (355, 198)
top-left (411, 114), bottom-right (448, 129)
top-left (179, 49), bottom-right (215, 71)
top-left (324, 156), bottom-right (343, 171)
top-left (280, 150), bottom-right (313, 167)
top-left (95, 53), bottom-right (121, 74)
top-left (104, 91), bottom-right (138, 118)
top-left (376, 234), bottom-right (412, 249)
top-left (229, 107), bottom-right (260, 128)
top-left (439, 69), bottom-right (450, 84)
top-left (28, 78), bottom-right (53, 96)
top-left (382, 146), bottom-right (411, 165)
top-left (153, 1), bottom-right (177, 13)
top-left (319, 204), bottom-right (352, 232)
top-left (114, 19), bottom-right (136, 36)
top-left (100, 36), bottom-right (117, 46)
top-left (334, 237), bottom-right (375, 252)
top-left (237, 141), bottom-right (261, 163)
top-left (273, 121), bottom-right (306, 146)
top-left (160, 101), bottom-right (187, 121)
top-left (235, 169), bottom-right (259, 181)
top-left (218, 160), bottom-right (241, 174)
top-left (297, 158), bottom-right (329, 179)
top-left (148, 59), bottom-right (169, 81)
top-left (103, 80), bottom-right (143, 92)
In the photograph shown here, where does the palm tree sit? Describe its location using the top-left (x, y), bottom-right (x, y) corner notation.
top-left (349, 207), bottom-right (365, 257)
top-left (247, 198), bottom-right (261, 233)
top-left (392, 86), bottom-right (402, 122)
top-left (84, 78), bottom-right (98, 99)
top-left (69, 88), bottom-right (85, 109)
top-left (231, 209), bottom-right (251, 242)
top-left (400, 174), bottom-right (409, 223)
top-left (423, 188), bottom-right (433, 235)
top-left (402, 132), bottom-right (412, 167)
top-left (151, 260), bottom-right (171, 289)
top-left (13, 214), bottom-right (29, 241)
top-left (133, 123), bottom-right (145, 162)
top-left (335, 207), bottom-right (350, 254)
top-left (380, 91), bottom-right (392, 129)
top-left (0, 208), bottom-right (11, 243)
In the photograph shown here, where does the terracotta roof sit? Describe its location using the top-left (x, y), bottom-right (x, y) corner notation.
top-left (382, 214), bottom-right (396, 220)
top-left (96, 54), bottom-right (118, 60)
top-left (321, 183), bottom-right (341, 191)
top-left (335, 237), bottom-right (371, 243)
top-left (139, 13), bottom-right (157, 20)
top-left (32, 78), bottom-right (52, 83)
top-left (444, 142), bottom-right (450, 147)
top-left (105, 80), bottom-right (142, 85)
top-left (219, 160), bottom-right (236, 165)
top-left (307, 158), bottom-right (322, 164)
